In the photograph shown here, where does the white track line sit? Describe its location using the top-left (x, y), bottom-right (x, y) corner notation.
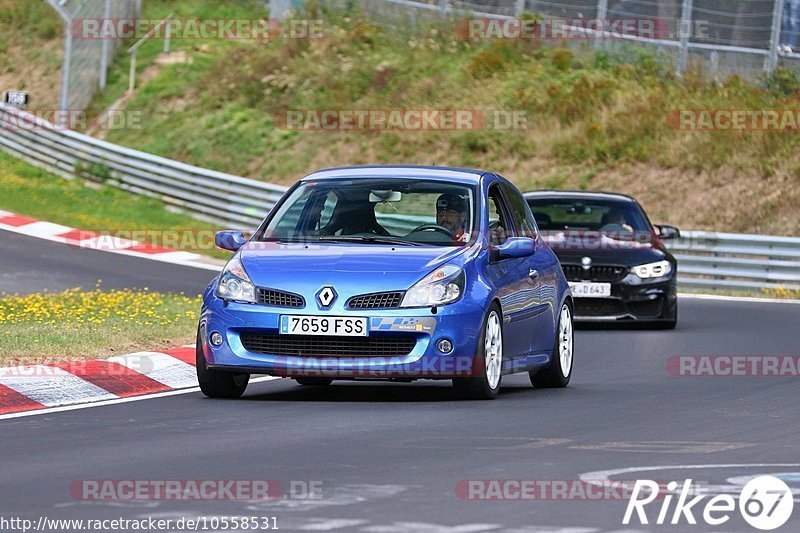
top-left (0, 376), bottom-right (282, 421)
top-left (678, 293), bottom-right (800, 305)
top-left (0, 220), bottom-right (223, 272)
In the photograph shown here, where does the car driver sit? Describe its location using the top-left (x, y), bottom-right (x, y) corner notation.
top-left (436, 193), bottom-right (469, 242)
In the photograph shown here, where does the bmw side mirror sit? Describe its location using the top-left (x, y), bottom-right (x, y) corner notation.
top-left (493, 237), bottom-right (537, 260)
top-left (215, 230), bottom-right (247, 251)
top-left (656, 225), bottom-right (680, 240)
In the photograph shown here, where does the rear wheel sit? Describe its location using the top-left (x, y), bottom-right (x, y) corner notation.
top-left (530, 303), bottom-right (573, 388)
top-left (196, 331), bottom-right (250, 398)
top-left (295, 377), bottom-right (333, 387)
top-left (453, 304), bottom-right (503, 400)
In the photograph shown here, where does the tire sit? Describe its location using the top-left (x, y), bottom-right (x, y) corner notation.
top-left (295, 377), bottom-right (333, 387)
top-left (196, 331), bottom-right (250, 398)
top-left (453, 303), bottom-right (503, 400)
top-left (530, 303), bottom-right (573, 388)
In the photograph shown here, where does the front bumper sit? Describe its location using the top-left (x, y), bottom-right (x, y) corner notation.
top-left (572, 274), bottom-right (677, 322)
top-left (199, 292), bottom-right (488, 379)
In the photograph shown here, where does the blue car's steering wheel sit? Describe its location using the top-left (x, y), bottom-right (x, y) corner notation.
top-left (410, 224), bottom-right (454, 238)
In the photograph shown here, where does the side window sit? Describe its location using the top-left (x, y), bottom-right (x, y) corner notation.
top-left (487, 185), bottom-right (513, 246)
top-left (500, 183), bottom-right (538, 239)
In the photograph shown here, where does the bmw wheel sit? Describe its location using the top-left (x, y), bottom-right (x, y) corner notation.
top-left (530, 303), bottom-right (573, 388)
top-left (453, 303), bottom-right (503, 400)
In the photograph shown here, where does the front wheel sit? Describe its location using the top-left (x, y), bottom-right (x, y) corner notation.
top-left (453, 304), bottom-right (503, 400)
top-left (530, 303), bottom-right (573, 388)
top-left (196, 332), bottom-right (250, 398)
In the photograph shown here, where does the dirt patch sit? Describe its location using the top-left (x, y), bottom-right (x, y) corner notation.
top-left (0, 40), bottom-right (62, 110)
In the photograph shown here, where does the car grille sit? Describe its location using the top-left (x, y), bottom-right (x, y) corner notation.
top-left (256, 288), bottom-right (304, 308)
top-left (628, 298), bottom-right (663, 317)
top-left (574, 299), bottom-right (626, 317)
top-left (347, 291), bottom-right (404, 309)
top-left (240, 333), bottom-right (416, 357)
top-left (562, 264), bottom-right (627, 283)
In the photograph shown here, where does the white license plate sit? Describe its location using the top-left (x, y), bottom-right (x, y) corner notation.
top-left (280, 315), bottom-right (368, 336)
top-left (569, 282), bottom-right (611, 298)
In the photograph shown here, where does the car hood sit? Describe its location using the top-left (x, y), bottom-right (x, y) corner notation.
top-left (542, 232), bottom-right (669, 267)
top-left (237, 241), bottom-right (468, 298)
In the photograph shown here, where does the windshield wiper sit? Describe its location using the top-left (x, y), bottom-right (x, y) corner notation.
top-left (319, 236), bottom-right (423, 247)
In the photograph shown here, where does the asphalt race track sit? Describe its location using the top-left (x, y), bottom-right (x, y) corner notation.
top-left (2, 229), bottom-right (799, 532)
top-left (0, 230), bottom-right (216, 295)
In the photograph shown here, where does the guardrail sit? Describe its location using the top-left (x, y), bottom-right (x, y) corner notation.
top-left (0, 103), bottom-right (286, 228)
top-left (670, 231), bottom-right (800, 291)
top-left (1, 102), bottom-right (798, 292)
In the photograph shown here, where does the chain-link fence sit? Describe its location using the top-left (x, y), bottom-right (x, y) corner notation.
top-left (46, 0), bottom-right (800, 118)
top-left (46, 0), bottom-right (141, 115)
top-left (350, 0), bottom-right (800, 80)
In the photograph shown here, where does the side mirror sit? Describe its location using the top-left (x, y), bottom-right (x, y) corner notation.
top-left (656, 225), bottom-right (681, 240)
top-left (493, 237), bottom-right (537, 260)
top-left (215, 230), bottom-right (247, 251)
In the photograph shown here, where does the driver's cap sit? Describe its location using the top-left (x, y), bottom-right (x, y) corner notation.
top-left (436, 193), bottom-right (467, 212)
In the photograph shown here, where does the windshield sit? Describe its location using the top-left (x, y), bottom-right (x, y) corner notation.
top-left (527, 197), bottom-right (652, 237)
top-left (259, 178), bottom-right (477, 246)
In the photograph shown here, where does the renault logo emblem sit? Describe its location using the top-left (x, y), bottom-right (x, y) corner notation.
top-left (316, 286), bottom-right (337, 308)
top-left (581, 256), bottom-right (592, 270)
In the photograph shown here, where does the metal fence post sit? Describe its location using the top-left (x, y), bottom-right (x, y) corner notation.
top-left (515, 0), bottom-right (526, 17)
top-left (439, 0), bottom-right (447, 18)
top-left (59, 30), bottom-right (72, 117)
top-left (765, 0), bottom-right (784, 74)
top-left (129, 50), bottom-right (137, 94)
top-left (164, 21), bottom-right (172, 54)
top-left (595, 0), bottom-right (608, 49)
top-left (676, 0), bottom-right (694, 76)
top-left (99, 0), bottom-right (112, 90)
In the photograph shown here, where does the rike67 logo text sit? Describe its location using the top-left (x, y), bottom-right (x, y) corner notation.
top-left (624, 476), bottom-right (794, 530)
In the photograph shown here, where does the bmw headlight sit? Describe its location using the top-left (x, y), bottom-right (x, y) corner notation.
top-left (216, 256), bottom-right (256, 303)
top-left (632, 260), bottom-right (672, 279)
top-left (401, 265), bottom-right (465, 308)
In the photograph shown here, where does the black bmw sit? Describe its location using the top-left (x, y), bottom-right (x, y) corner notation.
top-left (524, 191), bottom-right (679, 328)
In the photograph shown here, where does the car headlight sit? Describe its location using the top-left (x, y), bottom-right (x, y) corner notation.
top-left (216, 256), bottom-right (256, 303)
top-left (632, 260), bottom-right (672, 279)
top-left (401, 265), bottom-right (465, 308)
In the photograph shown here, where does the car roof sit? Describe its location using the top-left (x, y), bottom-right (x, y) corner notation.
top-left (301, 165), bottom-right (489, 185)
top-left (523, 190), bottom-right (638, 203)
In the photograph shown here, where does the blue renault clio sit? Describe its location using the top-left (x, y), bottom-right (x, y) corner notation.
top-left (197, 166), bottom-right (573, 399)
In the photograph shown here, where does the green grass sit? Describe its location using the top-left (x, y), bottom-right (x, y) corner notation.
top-left (0, 286), bottom-right (200, 362)
top-left (84, 3), bottom-right (800, 235)
top-left (0, 152), bottom-right (229, 259)
top-left (0, 0), bottom-right (61, 63)
top-left (84, 0), bottom-right (271, 137)
top-left (4, 0), bottom-right (798, 235)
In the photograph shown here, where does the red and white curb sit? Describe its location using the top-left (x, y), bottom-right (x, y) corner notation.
top-left (0, 345), bottom-right (279, 417)
top-left (0, 346), bottom-right (199, 416)
top-left (0, 209), bottom-right (223, 271)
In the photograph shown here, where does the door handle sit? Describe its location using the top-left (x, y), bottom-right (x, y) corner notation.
top-left (529, 269), bottom-right (539, 280)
